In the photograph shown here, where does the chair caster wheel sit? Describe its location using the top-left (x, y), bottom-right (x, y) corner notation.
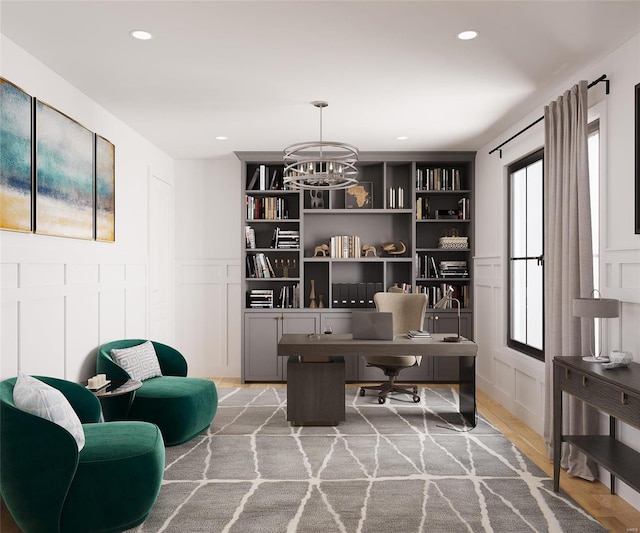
top-left (378, 397), bottom-right (386, 404)
top-left (413, 396), bottom-right (420, 403)
top-left (359, 388), bottom-right (365, 397)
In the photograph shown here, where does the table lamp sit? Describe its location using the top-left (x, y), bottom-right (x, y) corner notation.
top-left (572, 289), bottom-right (619, 362)
top-left (434, 286), bottom-right (461, 342)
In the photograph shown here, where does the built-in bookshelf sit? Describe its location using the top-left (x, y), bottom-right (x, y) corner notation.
top-left (237, 152), bottom-right (475, 382)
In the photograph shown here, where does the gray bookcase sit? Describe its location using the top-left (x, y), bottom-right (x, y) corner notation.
top-left (237, 152), bottom-right (475, 383)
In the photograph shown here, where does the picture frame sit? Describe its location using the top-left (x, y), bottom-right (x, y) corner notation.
top-left (35, 99), bottom-right (94, 239)
top-left (95, 134), bottom-right (115, 242)
top-left (345, 181), bottom-right (373, 209)
top-left (635, 82), bottom-right (640, 234)
top-left (0, 78), bottom-right (33, 232)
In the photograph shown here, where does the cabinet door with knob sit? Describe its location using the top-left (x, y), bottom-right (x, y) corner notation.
top-left (243, 312), bottom-right (320, 381)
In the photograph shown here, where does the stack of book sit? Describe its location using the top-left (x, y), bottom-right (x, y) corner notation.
top-left (438, 260), bottom-right (468, 278)
top-left (272, 227), bottom-right (299, 249)
top-left (407, 330), bottom-right (431, 339)
top-left (248, 289), bottom-right (274, 308)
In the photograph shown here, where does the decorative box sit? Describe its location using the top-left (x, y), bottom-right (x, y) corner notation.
top-left (438, 236), bottom-right (468, 249)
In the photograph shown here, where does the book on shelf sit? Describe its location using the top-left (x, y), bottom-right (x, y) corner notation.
top-left (245, 195), bottom-right (290, 220)
top-left (329, 235), bottom-right (361, 258)
top-left (458, 197), bottom-right (470, 220)
top-left (277, 283), bottom-right (300, 308)
top-left (415, 167), bottom-right (463, 191)
top-left (248, 253), bottom-right (275, 279)
top-left (247, 168), bottom-right (259, 191)
top-left (245, 226), bottom-right (256, 249)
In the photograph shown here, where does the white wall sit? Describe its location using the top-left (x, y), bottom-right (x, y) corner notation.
top-left (173, 159), bottom-right (242, 378)
top-left (0, 35), bottom-right (174, 382)
top-left (474, 33), bottom-right (640, 508)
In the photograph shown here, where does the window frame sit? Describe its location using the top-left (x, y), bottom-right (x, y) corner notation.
top-left (507, 148), bottom-right (545, 361)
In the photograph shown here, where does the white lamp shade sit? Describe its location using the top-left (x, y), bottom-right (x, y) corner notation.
top-left (572, 297), bottom-right (619, 318)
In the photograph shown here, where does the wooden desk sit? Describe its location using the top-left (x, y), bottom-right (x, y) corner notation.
top-left (278, 333), bottom-right (478, 426)
top-left (553, 356), bottom-right (640, 494)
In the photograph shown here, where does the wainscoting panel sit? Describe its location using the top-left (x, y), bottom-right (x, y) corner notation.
top-left (99, 289), bottom-right (126, 344)
top-left (20, 296), bottom-right (65, 376)
top-left (1, 256), bottom-right (149, 382)
top-left (1, 301), bottom-right (19, 377)
top-left (66, 292), bottom-right (99, 381)
top-left (175, 259), bottom-right (241, 378)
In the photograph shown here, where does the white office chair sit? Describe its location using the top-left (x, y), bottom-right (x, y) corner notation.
top-left (359, 292), bottom-right (428, 404)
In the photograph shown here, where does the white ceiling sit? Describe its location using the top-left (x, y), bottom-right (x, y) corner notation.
top-left (2, 1), bottom-right (640, 160)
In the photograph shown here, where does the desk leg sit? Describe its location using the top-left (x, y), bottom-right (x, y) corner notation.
top-left (553, 366), bottom-right (562, 492)
top-left (458, 356), bottom-right (476, 427)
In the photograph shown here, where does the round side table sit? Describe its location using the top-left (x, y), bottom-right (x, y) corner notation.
top-left (88, 378), bottom-right (142, 422)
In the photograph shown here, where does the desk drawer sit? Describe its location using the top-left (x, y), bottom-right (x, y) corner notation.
top-left (558, 366), bottom-right (640, 426)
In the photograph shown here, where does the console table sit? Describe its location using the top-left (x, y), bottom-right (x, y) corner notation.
top-left (553, 356), bottom-right (640, 494)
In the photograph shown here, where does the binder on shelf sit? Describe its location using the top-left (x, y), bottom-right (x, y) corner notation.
top-left (348, 284), bottom-right (358, 308)
top-left (332, 283), bottom-right (341, 308)
top-left (357, 283), bottom-right (367, 308)
top-left (340, 284), bottom-right (348, 308)
top-left (366, 282), bottom-right (376, 308)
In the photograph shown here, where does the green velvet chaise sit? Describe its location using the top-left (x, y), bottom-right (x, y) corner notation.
top-left (0, 376), bottom-right (164, 533)
top-left (97, 339), bottom-right (218, 446)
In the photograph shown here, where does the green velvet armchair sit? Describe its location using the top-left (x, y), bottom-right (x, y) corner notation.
top-left (0, 376), bottom-right (164, 533)
top-left (97, 339), bottom-right (218, 446)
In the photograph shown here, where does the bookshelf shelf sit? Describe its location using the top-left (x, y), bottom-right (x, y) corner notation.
top-left (238, 151), bottom-right (474, 383)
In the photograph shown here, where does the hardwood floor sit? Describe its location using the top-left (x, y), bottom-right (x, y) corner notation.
top-left (3, 380), bottom-right (639, 532)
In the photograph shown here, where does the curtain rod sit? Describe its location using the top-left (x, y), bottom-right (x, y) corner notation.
top-left (488, 74), bottom-right (610, 158)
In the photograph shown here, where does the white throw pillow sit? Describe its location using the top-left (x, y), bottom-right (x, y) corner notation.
top-left (13, 372), bottom-right (85, 451)
top-left (110, 340), bottom-right (162, 381)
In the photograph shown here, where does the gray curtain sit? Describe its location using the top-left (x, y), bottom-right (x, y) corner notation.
top-left (543, 81), bottom-right (599, 481)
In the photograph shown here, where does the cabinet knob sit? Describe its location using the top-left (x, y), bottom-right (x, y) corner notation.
top-left (621, 392), bottom-right (628, 405)
top-left (434, 315), bottom-right (439, 320)
top-left (565, 368), bottom-right (571, 379)
top-left (582, 376), bottom-right (588, 387)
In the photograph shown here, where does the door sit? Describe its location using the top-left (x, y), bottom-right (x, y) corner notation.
top-left (149, 173), bottom-right (173, 344)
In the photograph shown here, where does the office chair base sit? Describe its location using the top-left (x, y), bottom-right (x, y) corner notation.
top-left (360, 383), bottom-right (420, 404)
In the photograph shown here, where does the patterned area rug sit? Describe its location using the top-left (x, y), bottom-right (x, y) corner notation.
top-left (128, 387), bottom-right (603, 532)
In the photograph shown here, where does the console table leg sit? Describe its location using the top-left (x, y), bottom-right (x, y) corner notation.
top-left (553, 368), bottom-right (562, 492)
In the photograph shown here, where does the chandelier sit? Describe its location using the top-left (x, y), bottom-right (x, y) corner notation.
top-left (283, 101), bottom-right (359, 190)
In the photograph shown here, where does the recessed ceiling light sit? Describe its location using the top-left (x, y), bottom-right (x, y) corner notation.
top-left (396, 136), bottom-right (409, 141)
top-left (457, 30), bottom-right (478, 41)
top-left (215, 136), bottom-right (228, 141)
top-left (130, 30), bottom-right (152, 40)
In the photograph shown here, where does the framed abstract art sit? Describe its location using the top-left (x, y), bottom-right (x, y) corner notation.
top-left (95, 135), bottom-right (115, 242)
top-left (0, 78), bottom-right (33, 232)
top-left (35, 100), bottom-right (94, 239)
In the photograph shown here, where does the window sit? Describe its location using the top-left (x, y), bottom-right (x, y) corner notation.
top-left (508, 150), bottom-right (544, 360)
top-left (507, 121), bottom-right (600, 361)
